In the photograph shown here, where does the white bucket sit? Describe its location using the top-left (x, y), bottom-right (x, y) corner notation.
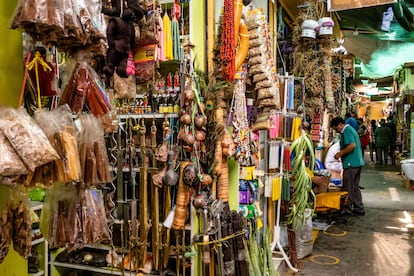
top-left (318, 17), bottom-right (334, 36)
top-left (301, 20), bottom-right (319, 39)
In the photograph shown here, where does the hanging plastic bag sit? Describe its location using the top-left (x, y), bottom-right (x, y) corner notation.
top-left (137, 12), bottom-right (159, 47)
top-left (41, 184), bottom-right (81, 250)
top-left (0, 129), bottom-right (28, 177)
top-left (114, 72), bottom-right (136, 99)
top-left (77, 115), bottom-right (111, 187)
top-left (59, 62), bottom-right (111, 116)
top-left (0, 199), bottom-right (12, 263)
top-left (81, 189), bottom-right (111, 245)
top-left (0, 107), bottom-right (59, 172)
top-left (10, 192), bottom-right (32, 259)
top-left (35, 105), bottom-right (82, 183)
top-left (295, 208), bottom-right (313, 259)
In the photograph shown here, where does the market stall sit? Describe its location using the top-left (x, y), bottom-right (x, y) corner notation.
top-left (0, 0), bottom-right (357, 275)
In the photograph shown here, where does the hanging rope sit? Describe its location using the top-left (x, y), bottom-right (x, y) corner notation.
top-left (19, 52), bottom-right (32, 107)
top-left (26, 51), bottom-right (52, 111)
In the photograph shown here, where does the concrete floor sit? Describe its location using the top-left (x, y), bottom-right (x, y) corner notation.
top-left (279, 158), bottom-right (414, 276)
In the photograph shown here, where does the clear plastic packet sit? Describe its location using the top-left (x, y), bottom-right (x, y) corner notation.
top-left (24, 162), bottom-right (55, 187)
top-left (257, 88), bottom-right (273, 100)
top-left (0, 129), bottom-right (28, 177)
top-left (61, 0), bottom-right (86, 45)
top-left (35, 106), bottom-right (81, 183)
top-left (249, 37), bottom-right (263, 48)
top-left (10, 192), bottom-right (32, 259)
top-left (247, 55), bottom-right (263, 67)
top-left (41, 184), bottom-right (81, 250)
top-left (58, 131), bottom-right (82, 182)
top-left (249, 64), bottom-right (266, 75)
top-left (76, 0), bottom-right (106, 42)
top-left (0, 107), bottom-right (59, 172)
top-left (0, 198), bottom-right (12, 263)
top-left (248, 47), bottom-right (262, 58)
top-left (255, 80), bottom-right (272, 90)
top-left (34, 104), bottom-right (75, 137)
top-left (135, 61), bottom-right (156, 84)
top-left (248, 28), bottom-right (260, 40)
top-left (0, 176), bottom-right (25, 188)
top-left (44, 0), bottom-right (65, 32)
top-left (80, 189), bottom-right (110, 245)
top-left (258, 98), bottom-right (277, 108)
top-left (252, 72), bottom-right (268, 83)
top-left (59, 62), bottom-right (111, 116)
top-left (77, 115), bottom-right (111, 187)
top-left (114, 72), bottom-right (137, 99)
top-left (9, 0), bottom-right (48, 31)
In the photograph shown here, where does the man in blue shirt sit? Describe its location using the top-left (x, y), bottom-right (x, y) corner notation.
top-left (345, 112), bottom-right (359, 131)
top-left (330, 117), bottom-right (365, 215)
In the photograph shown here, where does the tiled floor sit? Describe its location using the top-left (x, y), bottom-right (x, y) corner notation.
top-left (279, 159), bottom-right (414, 275)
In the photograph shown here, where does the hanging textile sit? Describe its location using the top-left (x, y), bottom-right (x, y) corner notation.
top-left (163, 13), bottom-right (173, 60)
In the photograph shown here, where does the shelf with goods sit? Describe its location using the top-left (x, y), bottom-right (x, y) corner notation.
top-left (29, 200), bottom-right (48, 276)
top-left (29, 270), bottom-right (45, 276)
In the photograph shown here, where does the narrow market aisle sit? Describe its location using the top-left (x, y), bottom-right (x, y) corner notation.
top-left (288, 162), bottom-right (414, 276)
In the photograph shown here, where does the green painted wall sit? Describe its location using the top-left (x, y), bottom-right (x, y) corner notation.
top-left (0, 1), bottom-right (27, 275)
top-left (0, 0), bottom-right (23, 108)
top-left (190, 0), bottom-right (206, 72)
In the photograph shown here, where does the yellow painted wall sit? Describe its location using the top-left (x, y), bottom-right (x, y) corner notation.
top-left (358, 101), bottom-right (389, 121)
top-left (0, 1), bottom-right (27, 275)
top-left (0, 0), bottom-right (23, 108)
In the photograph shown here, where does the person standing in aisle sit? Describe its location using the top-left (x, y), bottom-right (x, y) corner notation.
top-left (375, 119), bottom-right (392, 165)
top-left (330, 117), bottom-right (365, 216)
top-left (357, 118), bottom-right (370, 161)
top-left (345, 112), bottom-right (359, 131)
top-left (369, 119), bottom-right (377, 163)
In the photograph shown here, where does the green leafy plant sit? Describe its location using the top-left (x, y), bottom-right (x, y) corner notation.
top-left (287, 131), bottom-right (316, 230)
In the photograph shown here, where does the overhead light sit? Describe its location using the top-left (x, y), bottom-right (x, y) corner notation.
top-left (353, 28), bottom-right (359, 36)
top-left (381, 7), bottom-right (394, 32)
top-left (333, 45), bottom-right (347, 54)
top-left (396, 96), bottom-right (401, 102)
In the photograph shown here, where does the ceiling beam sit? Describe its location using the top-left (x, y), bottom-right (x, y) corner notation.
top-left (279, 0), bottom-right (297, 24)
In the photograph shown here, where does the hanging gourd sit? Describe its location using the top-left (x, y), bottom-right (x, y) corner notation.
top-left (235, 21), bottom-right (249, 72)
top-left (234, 0), bottom-right (249, 74)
